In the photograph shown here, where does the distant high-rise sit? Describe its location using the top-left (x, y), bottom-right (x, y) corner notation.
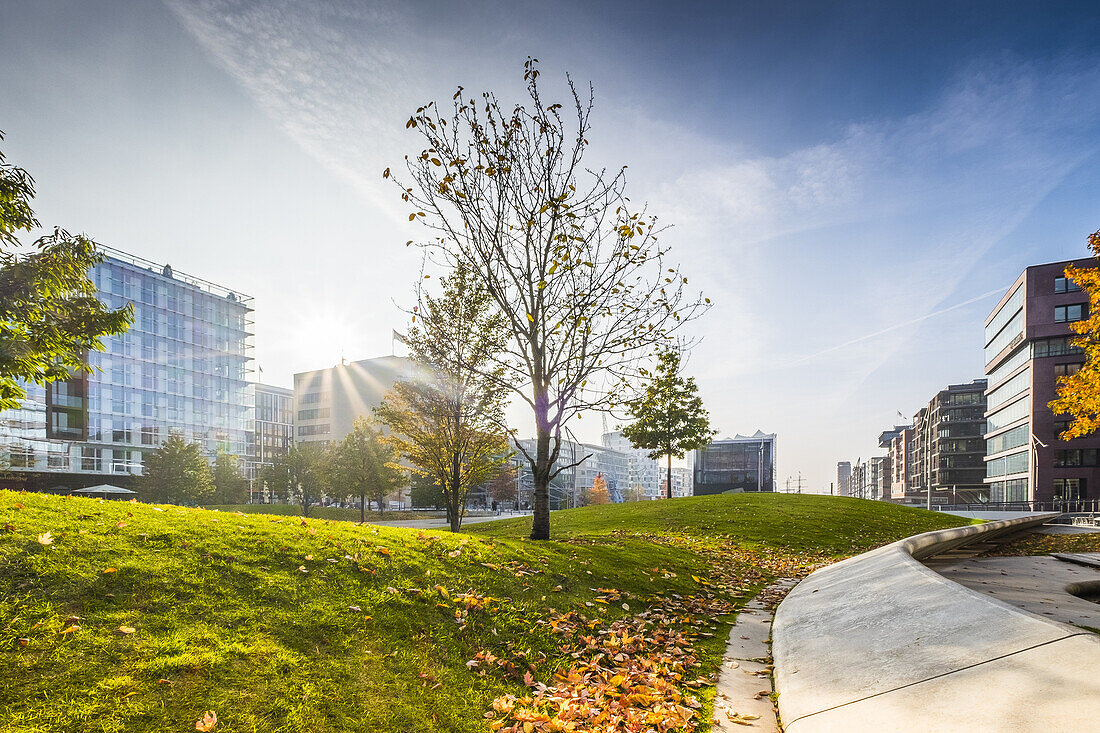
top-left (984, 258), bottom-right (1100, 503)
top-left (0, 246), bottom-right (253, 491)
top-left (836, 461), bottom-right (852, 496)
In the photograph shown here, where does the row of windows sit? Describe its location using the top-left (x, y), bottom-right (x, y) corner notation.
top-left (298, 408), bottom-right (331, 421)
top-left (984, 310), bottom-right (1023, 363)
top-left (985, 286), bottom-right (1023, 346)
top-left (1053, 362), bottom-right (1083, 378)
top-left (986, 367), bottom-right (1030, 410)
top-left (1054, 276), bottom-right (1082, 294)
top-left (986, 397), bottom-right (1029, 432)
top-left (1054, 478), bottom-right (1087, 500)
top-left (1032, 336), bottom-right (1084, 359)
top-left (986, 450), bottom-right (1028, 477)
top-left (989, 478), bottom-right (1028, 503)
top-left (1053, 449), bottom-right (1100, 467)
top-left (299, 392), bottom-right (330, 405)
top-left (298, 424), bottom-right (331, 436)
top-left (945, 391), bottom-right (984, 406)
top-left (987, 346), bottom-right (1029, 388)
top-left (987, 424), bottom-right (1029, 455)
top-left (1054, 303), bottom-right (1087, 323)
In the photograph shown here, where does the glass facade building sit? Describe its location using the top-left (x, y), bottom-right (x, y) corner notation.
top-left (693, 432), bottom-right (776, 494)
top-left (252, 383), bottom-right (294, 478)
top-left (983, 258), bottom-right (1100, 503)
top-left (0, 246), bottom-right (254, 491)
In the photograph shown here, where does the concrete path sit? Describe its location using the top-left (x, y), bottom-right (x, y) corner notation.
top-left (711, 579), bottom-right (798, 732)
top-left (924, 554), bottom-right (1100, 629)
top-left (772, 514), bottom-right (1100, 732)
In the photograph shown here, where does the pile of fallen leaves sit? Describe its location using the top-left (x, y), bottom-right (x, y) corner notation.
top-left (483, 594), bottom-right (736, 732)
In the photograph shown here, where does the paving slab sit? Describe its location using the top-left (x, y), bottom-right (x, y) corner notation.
top-left (771, 513), bottom-right (1100, 732)
top-left (926, 555), bottom-right (1100, 628)
top-left (710, 579), bottom-right (797, 732)
top-left (785, 633), bottom-right (1100, 733)
top-left (1052, 551), bottom-right (1100, 568)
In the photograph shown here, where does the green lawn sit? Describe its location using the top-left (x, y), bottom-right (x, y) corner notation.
top-left (206, 504), bottom-right (456, 523)
top-left (0, 491), bottom-right (968, 732)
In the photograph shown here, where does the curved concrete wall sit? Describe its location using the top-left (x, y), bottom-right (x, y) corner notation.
top-left (773, 513), bottom-right (1100, 732)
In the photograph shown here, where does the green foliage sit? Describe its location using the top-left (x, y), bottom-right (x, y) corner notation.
top-left (409, 472), bottom-right (445, 508)
top-left (375, 263), bottom-right (511, 531)
top-left (621, 347), bottom-right (716, 499)
top-left (262, 442), bottom-right (330, 518)
top-left (212, 452), bottom-right (249, 505)
top-left (138, 435), bottom-right (214, 505)
top-left (0, 131), bottom-right (133, 410)
top-left (332, 418), bottom-right (404, 521)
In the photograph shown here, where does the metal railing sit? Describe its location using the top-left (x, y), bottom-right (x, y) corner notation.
top-left (933, 499), bottom-right (1100, 514)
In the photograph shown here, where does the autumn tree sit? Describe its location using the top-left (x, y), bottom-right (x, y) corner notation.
top-left (621, 347), bottom-right (715, 499)
top-left (0, 131), bottom-right (133, 410)
top-left (588, 472), bottom-right (610, 505)
top-left (329, 418), bottom-right (404, 521)
top-left (389, 59), bottom-right (707, 539)
top-left (263, 442), bottom-right (329, 518)
top-left (1051, 229), bottom-right (1100, 438)
top-left (621, 485), bottom-right (647, 503)
top-left (212, 451), bottom-right (249, 504)
top-left (486, 462), bottom-right (519, 508)
top-left (375, 263), bottom-right (512, 532)
top-left (139, 435), bottom-right (214, 506)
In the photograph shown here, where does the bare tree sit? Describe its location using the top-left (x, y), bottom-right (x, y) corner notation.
top-left (388, 58), bottom-right (707, 540)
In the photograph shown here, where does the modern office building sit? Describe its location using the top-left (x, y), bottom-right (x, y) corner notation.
top-left (984, 258), bottom-right (1100, 503)
top-left (886, 427), bottom-right (914, 502)
top-left (602, 430), bottom-right (664, 500)
top-left (0, 246), bottom-right (254, 492)
top-left (693, 431), bottom-right (777, 495)
top-left (251, 382), bottom-right (293, 478)
top-left (512, 437), bottom-right (633, 508)
top-left (292, 355), bottom-right (414, 446)
top-left (836, 461), bottom-right (852, 497)
top-left (908, 379), bottom-right (988, 504)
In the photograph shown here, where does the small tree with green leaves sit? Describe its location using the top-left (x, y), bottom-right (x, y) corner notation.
top-left (213, 451), bottom-right (250, 504)
top-left (375, 262), bottom-right (512, 532)
top-left (263, 443), bottom-right (329, 517)
top-left (332, 417), bottom-right (404, 521)
top-left (0, 131), bottom-right (133, 410)
top-left (621, 347), bottom-right (715, 500)
top-left (139, 435), bottom-right (214, 506)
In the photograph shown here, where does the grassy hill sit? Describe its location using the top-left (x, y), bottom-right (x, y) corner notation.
top-left (0, 491), bottom-right (968, 732)
top-left (469, 493), bottom-right (973, 555)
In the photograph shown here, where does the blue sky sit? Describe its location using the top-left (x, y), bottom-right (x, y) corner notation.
top-left (3, 0), bottom-right (1100, 490)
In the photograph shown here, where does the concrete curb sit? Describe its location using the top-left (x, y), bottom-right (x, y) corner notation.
top-left (772, 513), bottom-right (1100, 732)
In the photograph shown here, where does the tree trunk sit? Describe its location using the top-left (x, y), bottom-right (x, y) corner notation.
top-left (530, 426), bottom-right (552, 540)
top-left (666, 453), bottom-right (673, 500)
top-left (360, 490), bottom-right (366, 524)
top-left (450, 462), bottom-right (462, 533)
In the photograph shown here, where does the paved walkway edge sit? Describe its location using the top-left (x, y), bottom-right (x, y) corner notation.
top-left (772, 513), bottom-right (1100, 732)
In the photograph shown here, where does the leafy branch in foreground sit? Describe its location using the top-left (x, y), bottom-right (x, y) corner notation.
top-left (0, 131), bottom-right (132, 410)
top-left (1050, 229), bottom-right (1100, 439)
top-left (388, 59), bottom-right (708, 539)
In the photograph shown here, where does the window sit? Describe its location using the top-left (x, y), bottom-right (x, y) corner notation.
top-left (1054, 276), bottom-right (1082, 294)
top-left (987, 424), bottom-right (1029, 455)
top-left (985, 286), bottom-right (1023, 345)
top-left (1033, 337), bottom-right (1084, 358)
top-left (985, 310), bottom-right (1024, 363)
top-left (1054, 304), bottom-right (1087, 323)
top-left (1054, 449), bottom-right (1100, 467)
top-left (986, 397), bottom-right (1029, 432)
top-left (298, 407), bottom-right (331, 421)
top-left (299, 392), bottom-right (329, 405)
top-left (986, 367), bottom-right (1029, 410)
top-left (1053, 362), bottom-right (1083, 377)
top-left (1053, 478), bottom-right (1085, 501)
top-left (989, 478), bottom-right (1028, 503)
top-left (987, 450), bottom-right (1029, 477)
top-left (298, 424), bottom-right (331, 436)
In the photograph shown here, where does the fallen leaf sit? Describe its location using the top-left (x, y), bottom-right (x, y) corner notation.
top-left (103, 568), bottom-right (118, 574)
top-left (196, 710), bottom-right (217, 732)
top-left (59, 625), bottom-right (80, 635)
top-left (118, 626), bottom-right (136, 634)
top-left (37, 532), bottom-right (54, 545)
